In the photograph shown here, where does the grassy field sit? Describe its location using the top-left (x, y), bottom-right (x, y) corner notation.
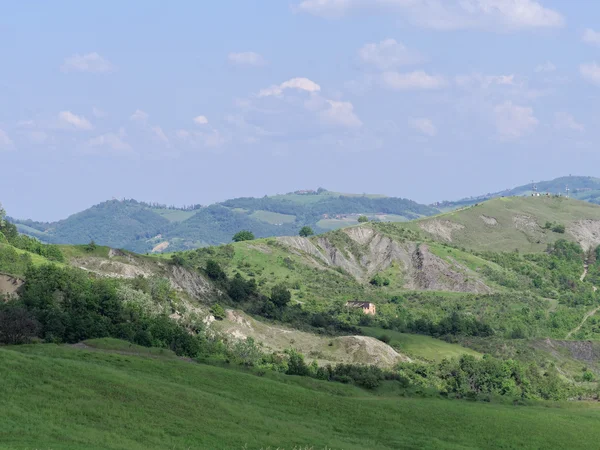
top-left (360, 327), bottom-right (482, 362)
top-left (2, 342), bottom-right (600, 449)
top-left (250, 210), bottom-right (297, 225)
top-left (151, 208), bottom-right (196, 223)
top-left (400, 196), bottom-right (600, 253)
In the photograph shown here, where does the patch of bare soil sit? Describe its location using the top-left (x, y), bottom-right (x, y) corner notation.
top-left (568, 220), bottom-right (600, 251)
top-left (278, 230), bottom-right (489, 293)
top-left (512, 214), bottom-right (539, 233)
top-left (536, 338), bottom-right (600, 365)
top-left (480, 215), bottom-right (498, 226)
top-left (407, 245), bottom-right (491, 294)
top-left (152, 241), bottom-right (170, 253)
top-left (419, 220), bottom-right (465, 242)
top-left (0, 274), bottom-right (23, 296)
top-left (218, 309), bottom-right (409, 367)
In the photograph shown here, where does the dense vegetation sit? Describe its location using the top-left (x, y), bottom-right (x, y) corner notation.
top-left (9, 190), bottom-right (439, 252)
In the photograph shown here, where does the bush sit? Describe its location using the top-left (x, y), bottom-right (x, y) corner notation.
top-left (378, 334), bottom-right (391, 344)
top-left (232, 231), bottom-right (255, 242)
top-left (210, 303), bottom-right (226, 320)
top-left (0, 304), bottom-right (40, 344)
top-left (357, 215), bottom-right (369, 223)
top-left (552, 224), bottom-right (566, 234)
top-left (299, 226), bottom-right (314, 237)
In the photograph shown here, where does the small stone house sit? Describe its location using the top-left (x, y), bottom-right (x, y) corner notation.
top-left (345, 301), bottom-right (376, 315)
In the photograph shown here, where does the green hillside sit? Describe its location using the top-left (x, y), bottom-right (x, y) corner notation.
top-left (437, 176), bottom-right (600, 210)
top-left (405, 196), bottom-right (600, 253)
top-left (10, 190), bottom-right (438, 253)
top-left (2, 343), bottom-right (600, 450)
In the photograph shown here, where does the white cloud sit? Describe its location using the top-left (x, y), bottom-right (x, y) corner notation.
top-left (58, 111), bottom-right (93, 130)
top-left (319, 100), bottom-right (363, 128)
top-left (61, 52), bottom-right (114, 73)
top-left (582, 28), bottom-right (600, 46)
top-left (130, 109), bottom-right (149, 122)
top-left (258, 77), bottom-right (321, 97)
top-left (580, 63), bottom-right (600, 85)
top-left (0, 129), bottom-right (14, 150)
top-left (87, 130), bottom-right (132, 152)
top-left (295, 0), bottom-right (564, 30)
top-left (176, 128), bottom-right (228, 148)
top-left (381, 71), bottom-right (447, 90)
top-left (493, 101), bottom-right (538, 140)
top-left (228, 52), bottom-right (266, 67)
top-left (455, 73), bottom-right (516, 89)
top-left (409, 118), bottom-right (437, 136)
top-left (193, 115), bottom-right (209, 125)
top-left (535, 62), bottom-right (556, 73)
top-left (555, 112), bottom-right (584, 132)
top-left (358, 39), bottom-right (424, 70)
top-left (152, 126), bottom-right (170, 146)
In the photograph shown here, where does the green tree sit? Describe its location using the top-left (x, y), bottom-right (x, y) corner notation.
top-left (232, 230), bottom-right (255, 242)
top-left (299, 226), bottom-right (314, 237)
top-left (85, 240), bottom-right (97, 252)
top-left (0, 202), bottom-right (5, 226)
top-left (210, 303), bottom-right (226, 320)
top-left (271, 284), bottom-right (291, 308)
top-left (357, 215), bottom-right (369, 223)
top-left (205, 259), bottom-right (227, 282)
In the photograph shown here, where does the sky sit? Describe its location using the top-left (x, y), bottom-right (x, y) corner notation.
top-left (2, 0), bottom-right (600, 221)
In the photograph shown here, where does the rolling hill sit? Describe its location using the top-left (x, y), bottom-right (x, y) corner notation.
top-left (437, 175), bottom-right (600, 210)
top-left (9, 190), bottom-right (438, 253)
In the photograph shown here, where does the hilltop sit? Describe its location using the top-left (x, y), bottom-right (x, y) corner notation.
top-left (407, 196), bottom-right (600, 253)
top-left (10, 189), bottom-right (437, 253)
top-left (437, 175), bottom-right (600, 210)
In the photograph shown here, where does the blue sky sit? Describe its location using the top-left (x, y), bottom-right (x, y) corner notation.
top-left (2, 0), bottom-right (600, 220)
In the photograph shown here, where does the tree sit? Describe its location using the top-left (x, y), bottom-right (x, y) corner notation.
top-left (210, 303), bottom-right (226, 321)
top-left (271, 284), bottom-right (291, 308)
top-left (232, 230), bottom-right (255, 242)
top-left (0, 305), bottom-right (40, 344)
top-left (205, 259), bottom-right (227, 281)
top-left (85, 240), bottom-right (97, 252)
top-left (299, 226), bottom-right (314, 237)
top-left (357, 215), bottom-right (369, 223)
top-left (0, 202), bottom-right (5, 226)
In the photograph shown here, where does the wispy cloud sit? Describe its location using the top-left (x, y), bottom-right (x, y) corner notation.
top-left (381, 71), bottom-right (447, 90)
top-left (258, 78), bottom-right (321, 97)
top-left (555, 112), bottom-right (584, 132)
top-left (193, 116), bottom-right (209, 125)
top-left (228, 52), bottom-right (266, 67)
top-left (58, 111), bottom-right (93, 130)
top-left (358, 39), bottom-right (424, 70)
top-left (580, 62), bottom-right (600, 85)
top-left (295, 0), bottom-right (564, 30)
top-left (0, 129), bottom-right (14, 150)
top-left (409, 118), bottom-right (437, 136)
top-left (87, 130), bottom-right (132, 152)
top-left (493, 101), bottom-right (538, 140)
top-left (582, 28), bottom-right (600, 46)
top-left (61, 52), bottom-right (115, 73)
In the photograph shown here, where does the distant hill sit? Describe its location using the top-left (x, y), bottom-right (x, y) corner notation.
top-left (9, 190), bottom-right (438, 253)
top-left (436, 176), bottom-right (600, 210)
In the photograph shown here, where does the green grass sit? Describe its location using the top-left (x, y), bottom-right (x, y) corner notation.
top-left (360, 327), bottom-right (482, 362)
top-left (250, 210), bottom-right (297, 225)
top-left (2, 343), bottom-right (600, 449)
top-left (151, 208), bottom-right (196, 223)
top-left (400, 196), bottom-right (600, 253)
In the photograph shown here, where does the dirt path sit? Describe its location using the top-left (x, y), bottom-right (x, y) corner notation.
top-left (566, 305), bottom-right (600, 339)
top-left (580, 264), bottom-right (589, 282)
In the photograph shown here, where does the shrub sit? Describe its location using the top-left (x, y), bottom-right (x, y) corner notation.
top-left (0, 304), bottom-right (40, 344)
top-left (232, 231), bottom-right (255, 242)
top-left (299, 226), bottom-right (314, 237)
top-left (210, 303), bottom-right (226, 321)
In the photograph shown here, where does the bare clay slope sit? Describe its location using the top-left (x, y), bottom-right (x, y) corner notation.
top-left (278, 226), bottom-right (490, 293)
top-left (401, 196), bottom-right (600, 253)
